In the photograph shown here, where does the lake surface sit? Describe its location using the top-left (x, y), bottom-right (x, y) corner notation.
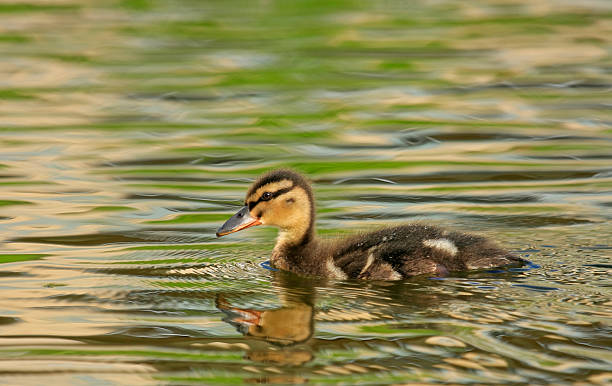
top-left (1, 0), bottom-right (611, 384)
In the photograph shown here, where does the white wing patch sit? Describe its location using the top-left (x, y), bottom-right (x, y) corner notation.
top-left (423, 238), bottom-right (458, 256)
top-left (326, 258), bottom-right (348, 280)
top-left (359, 253), bottom-right (375, 276)
top-left (388, 268), bottom-right (403, 281)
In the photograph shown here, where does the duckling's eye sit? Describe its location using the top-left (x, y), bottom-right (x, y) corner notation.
top-left (261, 192), bottom-right (273, 201)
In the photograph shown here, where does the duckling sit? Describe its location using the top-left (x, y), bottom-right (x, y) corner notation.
top-left (216, 169), bottom-right (524, 280)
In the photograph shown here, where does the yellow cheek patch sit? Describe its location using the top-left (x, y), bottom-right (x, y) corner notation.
top-left (249, 187), bottom-right (311, 232)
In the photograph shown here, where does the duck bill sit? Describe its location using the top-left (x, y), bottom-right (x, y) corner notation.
top-left (216, 206), bottom-right (262, 237)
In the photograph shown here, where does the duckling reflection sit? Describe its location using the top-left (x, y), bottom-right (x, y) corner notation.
top-left (216, 294), bottom-right (313, 346)
top-left (215, 267), bottom-right (528, 374)
top-left (216, 272), bottom-right (318, 366)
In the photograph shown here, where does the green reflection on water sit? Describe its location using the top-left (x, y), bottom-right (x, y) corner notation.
top-left (360, 325), bottom-right (442, 336)
top-left (123, 244), bottom-right (240, 251)
top-left (0, 3), bottom-right (79, 13)
top-left (0, 348), bottom-right (244, 361)
top-left (0, 254), bottom-right (49, 264)
top-left (0, 200), bottom-right (33, 207)
top-left (146, 213), bottom-right (234, 224)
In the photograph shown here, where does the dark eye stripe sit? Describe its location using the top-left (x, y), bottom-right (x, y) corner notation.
top-left (248, 185), bottom-right (294, 211)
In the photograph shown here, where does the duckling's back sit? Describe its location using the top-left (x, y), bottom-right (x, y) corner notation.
top-left (329, 224), bottom-right (523, 280)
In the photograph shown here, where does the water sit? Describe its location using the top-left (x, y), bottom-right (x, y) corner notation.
top-left (1, 0), bottom-right (611, 384)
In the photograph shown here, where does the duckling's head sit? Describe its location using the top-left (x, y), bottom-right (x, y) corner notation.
top-left (216, 169), bottom-right (315, 244)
